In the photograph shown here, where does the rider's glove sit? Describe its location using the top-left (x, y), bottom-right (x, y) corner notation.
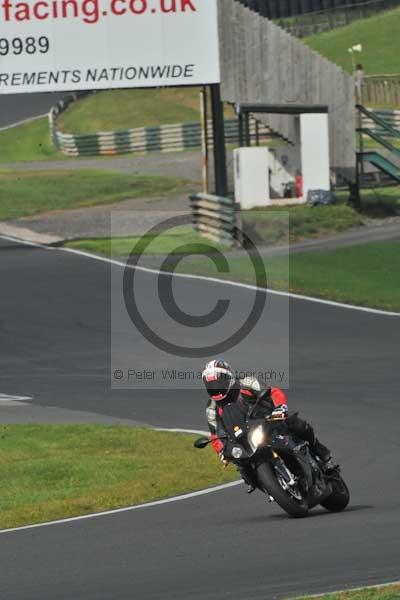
top-left (219, 451), bottom-right (229, 466)
top-left (271, 405), bottom-right (288, 419)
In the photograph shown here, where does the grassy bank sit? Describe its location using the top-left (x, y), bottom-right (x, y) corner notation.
top-left (58, 87), bottom-right (235, 133)
top-left (0, 170), bottom-right (189, 221)
top-left (65, 231), bottom-right (400, 312)
top-left (244, 204), bottom-right (364, 245)
top-left (0, 118), bottom-right (61, 163)
top-left (67, 226), bottom-right (223, 256)
top-left (296, 583), bottom-right (400, 599)
top-left (0, 425), bottom-right (236, 529)
top-left (0, 88), bottom-right (205, 163)
top-left (305, 7), bottom-right (400, 75)
top-left (58, 88), bottom-right (202, 133)
top-left (66, 204), bottom-right (365, 255)
top-left (175, 242), bottom-right (400, 312)
top-left (354, 186), bottom-right (400, 218)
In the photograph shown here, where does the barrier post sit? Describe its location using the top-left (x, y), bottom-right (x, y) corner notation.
top-left (189, 193), bottom-right (237, 247)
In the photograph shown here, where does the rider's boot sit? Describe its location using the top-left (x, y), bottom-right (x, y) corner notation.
top-left (313, 439), bottom-right (338, 472)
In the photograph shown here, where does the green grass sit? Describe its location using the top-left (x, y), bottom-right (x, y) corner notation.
top-left (58, 87), bottom-right (235, 134)
top-left (0, 88), bottom-right (203, 163)
top-left (244, 204), bottom-right (364, 244)
top-left (305, 7), bottom-right (400, 75)
top-left (295, 583), bottom-right (400, 599)
top-left (362, 136), bottom-right (400, 152)
top-left (0, 118), bottom-right (62, 163)
top-left (174, 242), bottom-right (400, 312)
top-left (65, 204), bottom-right (366, 257)
top-left (67, 226), bottom-right (224, 256)
top-left (0, 170), bottom-right (189, 220)
top-left (0, 425), bottom-right (236, 529)
top-left (334, 186), bottom-right (400, 218)
top-left (58, 88), bottom-right (201, 133)
top-left (0, 88), bottom-right (234, 162)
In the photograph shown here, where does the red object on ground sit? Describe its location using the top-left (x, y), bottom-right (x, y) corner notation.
top-left (295, 174), bottom-right (303, 198)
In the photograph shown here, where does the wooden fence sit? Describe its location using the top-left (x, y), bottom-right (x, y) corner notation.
top-left (240, 0), bottom-right (400, 20)
top-left (362, 76), bottom-right (400, 107)
top-left (276, 0), bottom-right (400, 36)
top-left (218, 0), bottom-right (356, 181)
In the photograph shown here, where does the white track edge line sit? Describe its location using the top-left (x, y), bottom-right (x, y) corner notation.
top-left (1, 234), bottom-right (398, 317)
top-left (0, 234), bottom-right (50, 249)
top-left (0, 427), bottom-right (241, 535)
top-left (0, 113), bottom-right (46, 132)
top-left (0, 481), bottom-right (242, 535)
top-left (60, 245), bottom-right (400, 317)
top-left (289, 579), bottom-right (400, 599)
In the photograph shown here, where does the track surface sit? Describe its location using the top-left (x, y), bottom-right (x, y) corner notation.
top-left (0, 93), bottom-right (68, 128)
top-left (0, 237), bottom-right (399, 599)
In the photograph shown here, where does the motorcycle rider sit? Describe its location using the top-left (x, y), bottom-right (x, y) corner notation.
top-left (202, 359), bottom-right (336, 493)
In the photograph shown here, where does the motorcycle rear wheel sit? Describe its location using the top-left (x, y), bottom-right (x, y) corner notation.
top-left (320, 474), bottom-right (350, 512)
top-left (256, 463), bottom-right (309, 518)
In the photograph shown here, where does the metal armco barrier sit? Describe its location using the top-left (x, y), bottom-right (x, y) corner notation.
top-left (49, 95), bottom-right (272, 157)
top-left (189, 194), bottom-right (237, 246)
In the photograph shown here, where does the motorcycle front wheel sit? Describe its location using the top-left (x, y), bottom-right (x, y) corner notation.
top-left (320, 474), bottom-right (350, 512)
top-left (256, 462), bottom-right (309, 518)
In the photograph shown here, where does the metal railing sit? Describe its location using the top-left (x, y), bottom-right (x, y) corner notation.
top-left (360, 106), bottom-right (400, 136)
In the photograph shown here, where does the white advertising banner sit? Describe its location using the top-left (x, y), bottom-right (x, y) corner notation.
top-left (0, 0), bottom-right (220, 94)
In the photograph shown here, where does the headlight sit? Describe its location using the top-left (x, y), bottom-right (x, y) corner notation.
top-left (250, 425), bottom-right (265, 449)
top-left (232, 447), bottom-right (243, 459)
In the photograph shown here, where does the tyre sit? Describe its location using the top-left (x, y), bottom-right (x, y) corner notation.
top-left (320, 475), bottom-right (350, 512)
top-left (256, 462), bottom-right (309, 518)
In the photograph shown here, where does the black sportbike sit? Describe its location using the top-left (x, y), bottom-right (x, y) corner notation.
top-left (195, 402), bottom-right (349, 518)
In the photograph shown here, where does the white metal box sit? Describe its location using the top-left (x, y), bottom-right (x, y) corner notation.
top-left (233, 147), bottom-right (271, 209)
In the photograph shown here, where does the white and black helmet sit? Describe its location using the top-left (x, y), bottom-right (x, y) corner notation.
top-left (202, 359), bottom-right (235, 401)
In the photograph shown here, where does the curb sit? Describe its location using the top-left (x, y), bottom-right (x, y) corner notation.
top-left (0, 223), bottom-right (63, 246)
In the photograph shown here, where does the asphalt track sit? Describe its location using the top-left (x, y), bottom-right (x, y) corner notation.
top-left (0, 92), bottom-right (66, 128)
top-left (0, 236), bottom-right (399, 599)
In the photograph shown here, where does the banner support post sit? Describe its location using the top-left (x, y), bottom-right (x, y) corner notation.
top-left (200, 86), bottom-right (209, 194)
top-left (210, 83), bottom-right (228, 197)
